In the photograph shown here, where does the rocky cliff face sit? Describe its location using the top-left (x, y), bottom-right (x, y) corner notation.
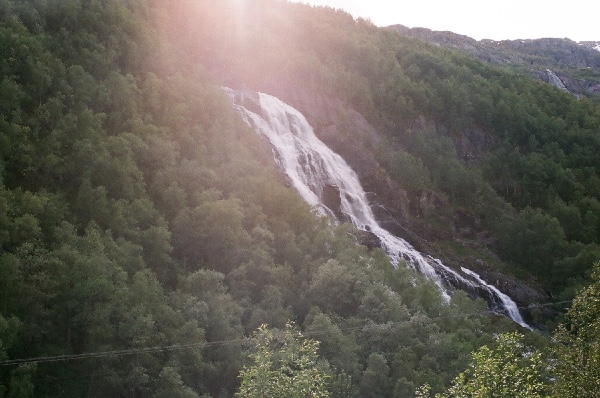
top-left (389, 25), bottom-right (600, 101)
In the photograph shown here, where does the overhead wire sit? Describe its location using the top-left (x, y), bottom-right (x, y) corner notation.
top-left (0, 299), bottom-right (572, 367)
top-left (0, 339), bottom-right (246, 367)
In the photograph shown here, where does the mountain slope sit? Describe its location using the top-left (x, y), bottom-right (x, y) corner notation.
top-left (183, 1), bottom-right (600, 299)
top-left (389, 25), bottom-right (600, 101)
top-left (0, 1), bottom-right (519, 396)
top-left (2, 1), bottom-right (600, 396)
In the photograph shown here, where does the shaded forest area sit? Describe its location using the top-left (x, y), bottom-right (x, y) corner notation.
top-left (1, 0), bottom-right (599, 397)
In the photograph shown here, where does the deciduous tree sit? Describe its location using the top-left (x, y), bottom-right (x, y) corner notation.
top-left (237, 323), bottom-right (330, 398)
top-left (553, 261), bottom-right (600, 397)
top-left (418, 333), bottom-right (549, 398)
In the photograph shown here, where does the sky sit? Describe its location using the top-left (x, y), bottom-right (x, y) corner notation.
top-left (290, 0), bottom-right (600, 42)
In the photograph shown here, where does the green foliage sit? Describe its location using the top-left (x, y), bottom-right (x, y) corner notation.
top-left (496, 208), bottom-right (567, 280)
top-left (552, 261), bottom-right (600, 397)
top-left (6, 364), bottom-right (36, 398)
top-left (377, 145), bottom-right (432, 192)
top-left (359, 353), bottom-right (390, 398)
top-left (303, 310), bottom-right (361, 379)
top-left (1, 0), bottom-right (599, 396)
top-left (420, 333), bottom-right (549, 398)
top-left (154, 367), bottom-right (200, 398)
top-left (237, 323), bottom-right (330, 398)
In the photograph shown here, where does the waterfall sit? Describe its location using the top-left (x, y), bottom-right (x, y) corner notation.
top-left (545, 69), bottom-right (568, 92)
top-left (226, 88), bottom-right (531, 329)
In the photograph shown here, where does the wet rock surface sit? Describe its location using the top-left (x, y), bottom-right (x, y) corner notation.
top-left (271, 87), bottom-right (412, 225)
top-left (256, 84), bottom-right (549, 309)
top-left (352, 229), bottom-right (382, 250)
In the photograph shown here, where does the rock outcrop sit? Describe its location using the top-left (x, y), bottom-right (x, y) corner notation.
top-left (389, 25), bottom-right (600, 101)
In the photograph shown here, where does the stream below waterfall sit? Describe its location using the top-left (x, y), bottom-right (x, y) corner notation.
top-left (226, 88), bottom-right (531, 330)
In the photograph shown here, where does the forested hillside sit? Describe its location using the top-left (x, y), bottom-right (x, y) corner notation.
top-left (175, 0), bottom-right (600, 303)
top-left (1, 0), bottom-right (599, 397)
top-left (389, 25), bottom-right (600, 102)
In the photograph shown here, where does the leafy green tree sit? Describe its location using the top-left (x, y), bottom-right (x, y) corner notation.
top-left (303, 309), bottom-right (361, 379)
top-left (172, 198), bottom-right (250, 272)
top-left (552, 261), bottom-right (600, 397)
top-left (359, 353), bottom-right (391, 398)
top-left (0, 315), bottom-right (23, 396)
top-left (176, 269), bottom-right (244, 395)
top-left (153, 367), bottom-right (199, 398)
top-left (6, 364), bottom-right (36, 398)
top-left (308, 259), bottom-right (358, 317)
top-left (418, 333), bottom-right (549, 398)
top-left (377, 146), bottom-right (432, 192)
top-left (496, 207), bottom-right (567, 282)
top-left (237, 323), bottom-right (330, 398)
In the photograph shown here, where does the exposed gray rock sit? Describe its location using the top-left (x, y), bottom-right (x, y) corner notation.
top-left (453, 128), bottom-right (498, 163)
top-left (322, 184), bottom-right (349, 223)
top-left (388, 25), bottom-right (600, 101)
top-left (352, 228), bottom-right (382, 250)
top-left (479, 270), bottom-right (549, 304)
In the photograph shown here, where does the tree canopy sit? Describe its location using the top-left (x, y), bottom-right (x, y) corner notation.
top-left (1, 0), bottom-right (599, 397)
top-left (237, 323), bottom-right (330, 398)
top-left (417, 333), bottom-right (549, 398)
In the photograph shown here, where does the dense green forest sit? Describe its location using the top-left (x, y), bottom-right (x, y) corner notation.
top-left (188, 0), bottom-right (600, 299)
top-left (1, 0), bottom-right (599, 396)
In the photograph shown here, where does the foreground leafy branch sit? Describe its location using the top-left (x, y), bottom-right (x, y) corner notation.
top-left (237, 323), bottom-right (330, 398)
top-left (552, 261), bottom-right (600, 397)
top-left (417, 332), bottom-right (550, 398)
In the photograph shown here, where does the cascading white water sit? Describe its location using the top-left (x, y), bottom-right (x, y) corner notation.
top-left (461, 267), bottom-right (531, 329)
top-left (545, 69), bottom-right (568, 92)
top-left (226, 88), bottom-right (531, 329)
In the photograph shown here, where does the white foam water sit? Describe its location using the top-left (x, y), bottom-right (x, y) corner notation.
top-left (226, 88), bottom-right (531, 329)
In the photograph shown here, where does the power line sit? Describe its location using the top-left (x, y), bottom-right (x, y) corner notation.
top-left (0, 339), bottom-right (246, 367)
top-left (0, 300), bottom-right (571, 367)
